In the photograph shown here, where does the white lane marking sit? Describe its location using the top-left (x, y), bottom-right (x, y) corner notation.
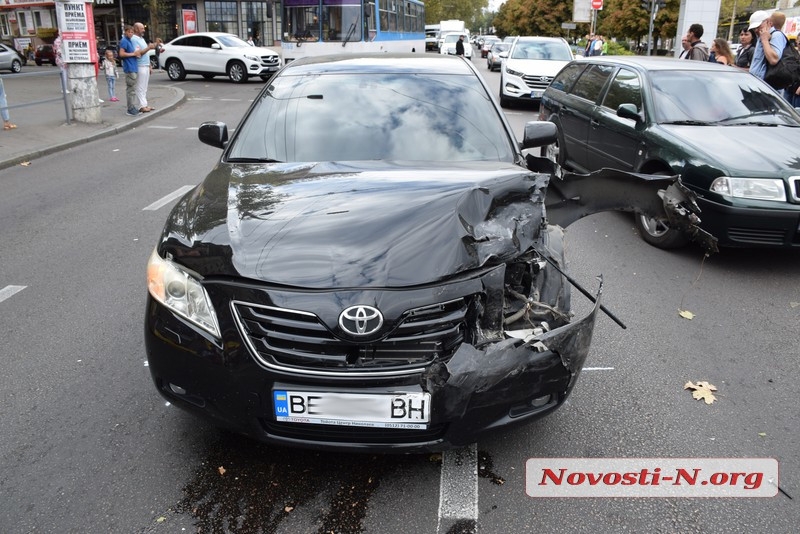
top-left (188, 97), bottom-right (213, 101)
top-left (147, 125), bottom-right (178, 129)
top-left (143, 185), bottom-right (195, 211)
top-left (220, 98), bottom-right (242, 102)
top-left (0, 285), bottom-right (26, 303)
top-left (583, 367), bottom-right (615, 371)
top-left (437, 443), bottom-right (478, 533)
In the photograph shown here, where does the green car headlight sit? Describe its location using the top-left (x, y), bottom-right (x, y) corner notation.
top-left (147, 248), bottom-right (221, 338)
top-left (710, 177), bottom-right (786, 202)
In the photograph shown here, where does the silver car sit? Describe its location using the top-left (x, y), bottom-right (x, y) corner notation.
top-left (0, 43), bottom-right (23, 73)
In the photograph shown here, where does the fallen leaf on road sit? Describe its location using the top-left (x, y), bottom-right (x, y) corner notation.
top-left (20, 161), bottom-right (31, 166)
top-left (218, 466), bottom-right (226, 476)
top-left (679, 310), bottom-right (695, 320)
top-left (284, 506), bottom-right (294, 513)
top-left (684, 381), bottom-right (718, 404)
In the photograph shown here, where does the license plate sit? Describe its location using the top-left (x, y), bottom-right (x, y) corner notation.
top-left (273, 390), bottom-right (430, 429)
top-left (531, 90), bottom-right (544, 98)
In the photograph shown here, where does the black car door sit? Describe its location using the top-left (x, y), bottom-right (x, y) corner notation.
top-left (587, 67), bottom-right (644, 171)
top-left (559, 64), bottom-right (615, 172)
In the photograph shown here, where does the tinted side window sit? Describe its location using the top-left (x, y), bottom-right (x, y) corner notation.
top-left (550, 63), bottom-right (587, 92)
top-left (199, 36), bottom-right (216, 48)
top-left (602, 68), bottom-right (642, 113)
top-left (570, 64), bottom-right (615, 102)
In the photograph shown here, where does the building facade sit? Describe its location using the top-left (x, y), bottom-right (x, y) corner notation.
top-left (0, 0), bottom-right (282, 55)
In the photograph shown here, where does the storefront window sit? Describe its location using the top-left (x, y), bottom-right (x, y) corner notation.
top-left (205, 1), bottom-right (239, 34)
top-left (242, 1), bottom-right (273, 46)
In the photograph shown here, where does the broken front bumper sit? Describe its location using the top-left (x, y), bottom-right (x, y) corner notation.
top-left (144, 273), bottom-right (600, 453)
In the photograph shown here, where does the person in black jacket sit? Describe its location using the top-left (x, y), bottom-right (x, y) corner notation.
top-left (735, 29), bottom-right (756, 69)
top-left (455, 35), bottom-right (465, 57)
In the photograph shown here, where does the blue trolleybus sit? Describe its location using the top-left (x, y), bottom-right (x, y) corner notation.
top-left (281, 0), bottom-right (425, 62)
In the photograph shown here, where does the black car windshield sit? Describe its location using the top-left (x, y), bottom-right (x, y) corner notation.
top-left (650, 70), bottom-right (800, 126)
top-left (228, 72), bottom-right (516, 162)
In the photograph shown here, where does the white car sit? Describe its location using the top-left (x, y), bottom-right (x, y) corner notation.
top-left (439, 33), bottom-right (473, 59)
top-left (160, 32), bottom-right (281, 83)
top-left (500, 36), bottom-right (572, 107)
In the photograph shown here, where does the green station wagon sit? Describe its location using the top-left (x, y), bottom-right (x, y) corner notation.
top-left (539, 56), bottom-right (800, 249)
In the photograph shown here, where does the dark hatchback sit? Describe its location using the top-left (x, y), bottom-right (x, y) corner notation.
top-left (145, 54), bottom-right (704, 452)
top-left (539, 56), bottom-right (800, 249)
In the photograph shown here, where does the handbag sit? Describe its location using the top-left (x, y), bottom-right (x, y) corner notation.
top-left (764, 33), bottom-right (800, 90)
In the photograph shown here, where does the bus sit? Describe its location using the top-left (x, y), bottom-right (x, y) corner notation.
top-left (281, 0), bottom-right (425, 62)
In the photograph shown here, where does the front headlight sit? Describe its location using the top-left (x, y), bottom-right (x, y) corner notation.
top-left (243, 54), bottom-right (259, 62)
top-left (709, 177), bottom-right (786, 202)
top-left (505, 67), bottom-right (524, 77)
top-left (147, 248), bottom-right (221, 338)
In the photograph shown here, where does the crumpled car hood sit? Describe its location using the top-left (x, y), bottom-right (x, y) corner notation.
top-left (160, 161), bottom-right (549, 288)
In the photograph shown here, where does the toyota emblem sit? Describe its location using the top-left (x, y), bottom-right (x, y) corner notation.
top-left (339, 305), bottom-right (384, 336)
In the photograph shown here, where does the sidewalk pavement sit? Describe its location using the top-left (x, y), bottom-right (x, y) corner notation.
top-left (0, 72), bottom-right (185, 171)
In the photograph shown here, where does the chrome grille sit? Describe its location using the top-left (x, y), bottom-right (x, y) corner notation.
top-left (260, 55), bottom-right (280, 67)
top-left (521, 74), bottom-right (553, 90)
top-left (233, 298), bottom-right (468, 375)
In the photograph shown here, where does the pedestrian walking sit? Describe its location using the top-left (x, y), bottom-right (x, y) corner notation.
top-left (101, 49), bottom-right (119, 102)
top-left (685, 24), bottom-right (710, 61)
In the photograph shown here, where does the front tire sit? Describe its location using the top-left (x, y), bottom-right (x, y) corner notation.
top-left (227, 61), bottom-right (247, 83)
top-left (11, 59), bottom-right (21, 73)
top-left (166, 59), bottom-right (186, 81)
top-left (634, 214), bottom-right (690, 249)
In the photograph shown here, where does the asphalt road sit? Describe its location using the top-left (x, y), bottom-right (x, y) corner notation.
top-left (1, 60), bottom-right (798, 534)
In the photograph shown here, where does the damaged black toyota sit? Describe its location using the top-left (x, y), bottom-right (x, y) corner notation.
top-left (144, 55), bottom-right (710, 452)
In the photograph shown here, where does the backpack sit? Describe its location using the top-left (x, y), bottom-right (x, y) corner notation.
top-left (764, 32), bottom-right (800, 90)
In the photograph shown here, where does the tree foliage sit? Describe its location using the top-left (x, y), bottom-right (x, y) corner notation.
top-left (425, 0), bottom-right (489, 28)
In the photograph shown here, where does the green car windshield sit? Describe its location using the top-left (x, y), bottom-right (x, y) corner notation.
top-left (650, 70), bottom-right (800, 126)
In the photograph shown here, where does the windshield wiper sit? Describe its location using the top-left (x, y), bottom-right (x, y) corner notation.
top-left (660, 120), bottom-right (716, 126)
top-left (227, 157), bottom-right (282, 163)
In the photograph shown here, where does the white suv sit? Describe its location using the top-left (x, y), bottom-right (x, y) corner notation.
top-left (499, 36), bottom-right (572, 107)
top-left (160, 32), bottom-right (281, 84)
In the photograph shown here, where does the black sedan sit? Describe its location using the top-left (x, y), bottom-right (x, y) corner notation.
top-left (539, 56), bottom-right (800, 249)
top-left (145, 54), bottom-right (704, 452)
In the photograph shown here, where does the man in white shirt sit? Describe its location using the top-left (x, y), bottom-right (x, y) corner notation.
top-left (132, 22), bottom-right (155, 113)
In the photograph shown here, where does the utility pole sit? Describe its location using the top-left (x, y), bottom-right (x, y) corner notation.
top-left (640, 0), bottom-right (666, 55)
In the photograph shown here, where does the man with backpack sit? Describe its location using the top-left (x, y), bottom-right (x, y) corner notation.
top-left (749, 11), bottom-right (786, 81)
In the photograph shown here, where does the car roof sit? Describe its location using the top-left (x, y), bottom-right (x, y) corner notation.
top-left (514, 36), bottom-right (568, 43)
top-left (171, 32), bottom-right (238, 39)
top-left (577, 55), bottom-right (739, 73)
top-left (282, 54), bottom-right (477, 76)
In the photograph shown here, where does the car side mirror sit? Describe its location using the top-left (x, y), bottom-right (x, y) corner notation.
top-left (211, 43), bottom-right (222, 50)
top-left (198, 121), bottom-right (229, 149)
top-left (617, 103), bottom-right (642, 123)
top-left (521, 121), bottom-right (558, 150)
top-left (499, 51), bottom-right (508, 58)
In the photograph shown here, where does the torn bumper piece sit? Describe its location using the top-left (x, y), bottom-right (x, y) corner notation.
top-left (425, 285), bottom-right (600, 435)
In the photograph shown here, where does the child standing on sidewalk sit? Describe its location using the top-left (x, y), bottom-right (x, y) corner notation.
top-left (101, 49), bottom-right (119, 102)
